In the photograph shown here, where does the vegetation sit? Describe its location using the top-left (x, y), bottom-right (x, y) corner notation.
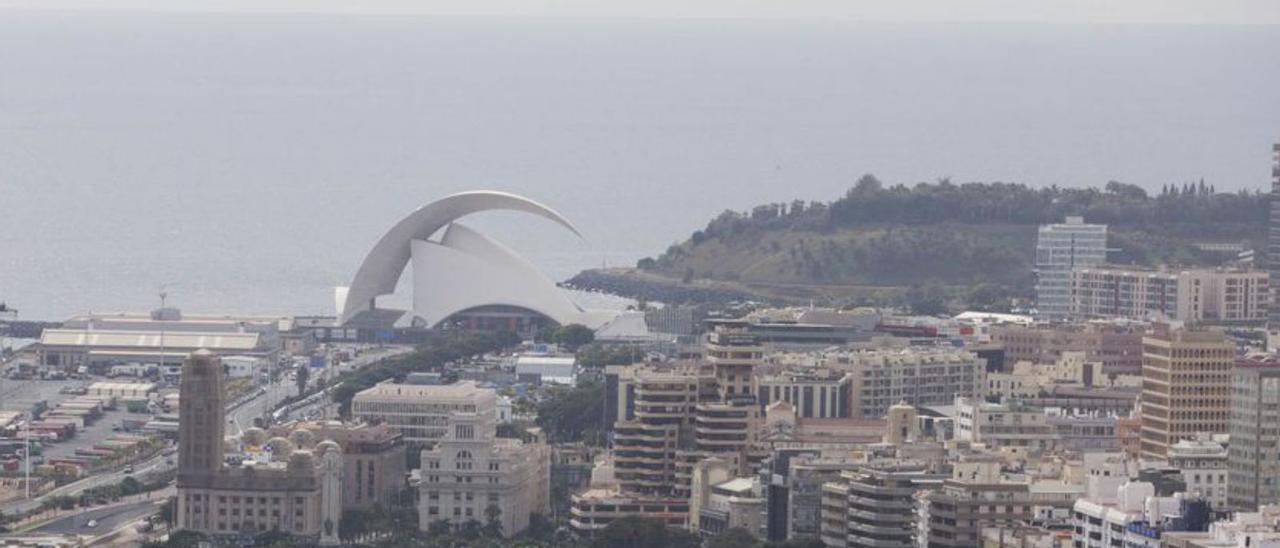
top-left (575, 343), bottom-right (645, 369)
top-left (535, 378), bottom-right (606, 446)
top-left (633, 175), bottom-right (1265, 310)
top-left (331, 331), bottom-right (521, 417)
top-left (294, 365), bottom-right (309, 396)
top-left (551, 324), bottom-right (595, 350)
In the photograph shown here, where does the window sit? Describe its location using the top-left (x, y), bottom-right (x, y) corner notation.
top-left (457, 450), bottom-right (473, 470)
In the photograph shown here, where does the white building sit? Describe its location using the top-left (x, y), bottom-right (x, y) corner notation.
top-left (1035, 216), bottom-right (1107, 319)
top-left (352, 380), bottom-right (497, 446)
top-left (417, 405), bottom-right (550, 537)
top-left (514, 355), bottom-right (576, 385)
top-left (1166, 435), bottom-right (1229, 510)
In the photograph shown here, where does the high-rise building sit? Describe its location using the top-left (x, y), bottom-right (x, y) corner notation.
top-left (1139, 325), bottom-right (1235, 459)
top-left (920, 456), bottom-right (1079, 548)
top-left (1227, 359), bottom-right (1280, 511)
top-left (1270, 143), bottom-right (1280, 328)
top-left (178, 349), bottom-right (227, 485)
top-left (818, 460), bottom-right (944, 548)
top-left (1035, 216), bottom-right (1107, 319)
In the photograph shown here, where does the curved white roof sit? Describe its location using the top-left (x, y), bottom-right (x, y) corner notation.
top-left (410, 223), bottom-right (582, 327)
top-left (340, 191), bottom-right (582, 325)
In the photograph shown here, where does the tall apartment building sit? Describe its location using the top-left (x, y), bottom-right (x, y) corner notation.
top-left (1269, 142), bottom-right (1280, 328)
top-left (609, 362), bottom-right (713, 498)
top-left (704, 320), bottom-right (767, 401)
top-left (352, 380), bottom-right (496, 446)
top-left (1035, 216), bottom-right (1108, 319)
top-left (991, 322), bottom-right (1144, 376)
top-left (1228, 359), bottom-right (1280, 511)
top-left (1070, 266), bottom-right (1269, 323)
top-left (759, 450), bottom-right (865, 542)
top-left (818, 460), bottom-right (945, 548)
top-left (1139, 326), bottom-right (1235, 459)
top-left (417, 404), bottom-right (550, 537)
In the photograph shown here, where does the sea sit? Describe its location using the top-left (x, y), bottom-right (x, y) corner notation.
top-left (1, 10), bottom-right (1279, 320)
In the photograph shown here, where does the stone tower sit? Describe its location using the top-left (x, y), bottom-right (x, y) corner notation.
top-left (178, 349), bottom-right (226, 485)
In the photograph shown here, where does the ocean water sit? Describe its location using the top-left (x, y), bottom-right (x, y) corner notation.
top-left (1, 11), bottom-right (1278, 320)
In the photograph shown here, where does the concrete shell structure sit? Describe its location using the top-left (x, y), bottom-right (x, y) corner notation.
top-left (339, 191), bottom-right (586, 328)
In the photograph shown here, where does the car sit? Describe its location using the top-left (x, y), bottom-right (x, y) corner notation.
top-left (123, 465), bottom-right (134, 474)
top-left (85, 519), bottom-right (97, 528)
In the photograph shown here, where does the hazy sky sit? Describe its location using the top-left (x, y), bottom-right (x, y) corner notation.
top-left (2, 0), bottom-right (1279, 24)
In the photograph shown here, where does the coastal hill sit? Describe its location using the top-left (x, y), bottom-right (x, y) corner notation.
top-left (568, 175), bottom-right (1268, 311)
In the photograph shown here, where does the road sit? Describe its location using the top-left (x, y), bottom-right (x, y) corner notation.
top-left (32, 498), bottom-right (163, 534)
top-left (0, 449), bottom-right (174, 516)
top-left (228, 376), bottom-right (293, 431)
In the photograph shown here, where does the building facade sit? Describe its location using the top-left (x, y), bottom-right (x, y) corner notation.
top-left (1139, 326), bottom-right (1235, 459)
top-left (1228, 361), bottom-right (1280, 511)
top-left (1035, 216), bottom-right (1108, 319)
top-left (352, 380), bottom-right (497, 447)
top-left (1070, 266), bottom-right (1269, 323)
top-left (991, 322), bottom-right (1144, 376)
top-left (819, 461), bottom-right (944, 548)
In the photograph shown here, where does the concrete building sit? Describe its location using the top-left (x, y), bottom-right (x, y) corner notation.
top-left (351, 380), bottom-right (497, 447)
top-left (1070, 266), bottom-right (1269, 323)
top-left (689, 457), bottom-right (764, 537)
top-left (271, 421), bottom-right (407, 511)
top-left (760, 450), bottom-right (866, 542)
top-left (795, 343), bottom-right (983, 419)
top-left (175, 351), bottom-right (340, 542)
top-left (608, 362), bottom-right (713, 498)
top-left (704, 321), bottom-right (766, 401)
top-left (1229, 359), bottom-right (1280, 511)
top-left (513, 354), bottom-right (576, 385)
top-left (818, 460), bottom-right (945, 548)
top-left (1167, 434), bottom-right (1229, 510)
top-left (1270, 142), bottom-right (1280, 329)
top-left (1072, 480), bottom-right (1210, 548)
top-left (757, 368), bottom-right (853, 419)
top-left (1139, 325), bottom-right (1234, 459)
top-left (955, 396), bottom-right (1059, 452)
top-left (920, 457), bottom-right (1081, 548)
top-left (990, 322), bottom-right (1145, 376)
top-left (1163, 504), bottom-right (1280, 547)
top-left (1035, 216), bottom-right (1108, 319)
top-left (417, 407), bottom-right (550, 537)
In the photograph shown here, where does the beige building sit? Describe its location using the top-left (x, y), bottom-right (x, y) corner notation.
top-left (417, 405), bottom-right (550, 537)
top-left (819, 460), bottom-right (945, 548)
top-left (269, 421), bottom-right (407, 511)
top-left (1071, 265), bottom-right (1269, 323)
top-left (1138, 325), bottom-right (1234, 459)
top-left (175, 351), bottom-right (342, 543)
top-left (689, 457), bottom-right (763, 536)
top-left (918, 456), bottom-right (1081, 548)
top-left (352, 380), bottom-right (496, 446)
top-left (991, 322), bottom-right (1145, 376)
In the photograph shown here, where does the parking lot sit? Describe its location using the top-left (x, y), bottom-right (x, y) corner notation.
top-left (0, 378), bottom-right (88, 413)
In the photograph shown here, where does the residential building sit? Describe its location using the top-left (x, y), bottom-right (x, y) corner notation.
top-left (760, 450), bottom-right (866, 542)
top-left (806, 343), bottom-right (983, 419)
top-left (1229, 359), bottom-right (1280, 511)
top-left (920, 456), bottom-right (1081, 548)
top-left (704, 320), bottom-right (766, 401)
top-left (991, 322), bottom-right (1144, 376)
top-left (690, 457), bottom-right (764, 537)
top-left (416, 407), bottom-right (550, 537)
top-left (1167, 434), bottom-right (1229, 510)
top-left (351, 380), bottom-right (497, 447)
top-left (1035, 216), bottom-right (1108, 319)
top-left (608, 362), bottom-right (711, 498)
top-left (1070, 265), bottom-right (1269, 323)
top-left (955, 396), bottom-right (1059, 452)
top-left (1139, 325), bottom-right (1234, 459)
top-left (1162, 504), bottom-right (1280, 547)
top-left (1270, 142), bottom-right (1280, 329)
top-left (819, 460), bottom-right (945, 548)
top-left (1072, 480), bottom-right (1210, 548)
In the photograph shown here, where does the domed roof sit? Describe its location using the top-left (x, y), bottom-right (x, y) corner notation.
top-left (242, 427), bottom-right (268, 447)
top-left (267, 437), bottom-right (296, 459)
top-left (316, 439), bottom-right (342, 456)
top-left (288, 450), bottom-right (315, 472)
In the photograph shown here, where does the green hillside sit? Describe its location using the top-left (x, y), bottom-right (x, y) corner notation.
top-left (624, 176), bottom-right (1267, 311)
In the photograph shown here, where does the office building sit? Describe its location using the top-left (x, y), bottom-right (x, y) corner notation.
top-left (1166, 434), bottom-right (1228, 510)
top-left (1139, 326), bottom-right (1234, 459)
top-left (1270, 142), bottom-right (1280, 329)
top-left (1035, 216), bottom-right (1108, 319)
top-left (1228, 359), bottom-right (1280, 511)
top-left (351, 380), bottom-right (496, 447)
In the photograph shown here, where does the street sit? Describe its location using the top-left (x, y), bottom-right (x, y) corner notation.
top-left (33, 498), bottom-right (164, 534)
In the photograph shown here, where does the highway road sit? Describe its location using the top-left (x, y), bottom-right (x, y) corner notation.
top-left (32, 498), bottom-right (163, 534)
top-left (0, 450), bottom-right (174, 516)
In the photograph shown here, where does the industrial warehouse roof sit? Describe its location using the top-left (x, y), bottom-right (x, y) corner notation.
top-left (40, 329), bottom-right (260, 350)
top-left (88, 381), bottom-right (158, 394)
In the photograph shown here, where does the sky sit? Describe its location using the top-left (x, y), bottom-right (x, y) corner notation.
top-left (1, 0), bottom-right (1279, 24)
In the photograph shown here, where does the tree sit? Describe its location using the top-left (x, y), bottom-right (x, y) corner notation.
top-left (552, 324), bottom-right (595, 350)
top-left (710, 528), bottom-right (762, 548)
top-left (591, 516), bottom-right (700, 548)
top-left (482, 504), bottom-right (503, 537)
top-left (536, 379), bottom-right (605, 445)
top-left (426, 519), bottom-right (452, 538)
top-left (295, 365), bottom-right (310, 395)
top-left (157, 496), bottom-right (176, 532)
